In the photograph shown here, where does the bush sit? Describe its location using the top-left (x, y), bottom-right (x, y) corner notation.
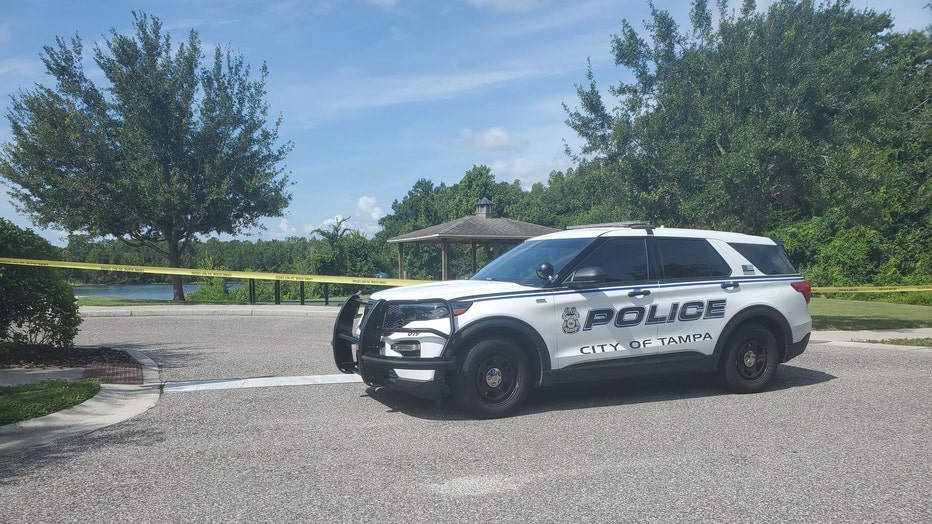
top-left (0, 219), bottom-right (82, 346)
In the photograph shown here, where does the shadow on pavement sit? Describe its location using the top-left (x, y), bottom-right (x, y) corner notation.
top-left (364, 364), bottom-right (837, 421)
top-left (76, 342), bottom-right (206, 373)
top-left (0, 424), bottom-right (167, 485)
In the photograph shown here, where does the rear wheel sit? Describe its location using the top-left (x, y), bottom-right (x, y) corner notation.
top-left (453, 338), bottom-right (530, 419)
top-left (719, 323), bottom-right (779, 393)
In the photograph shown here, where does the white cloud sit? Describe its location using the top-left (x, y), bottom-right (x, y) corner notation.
top-left (315, 214), bottom-right (347, 233)
top-left (277, 218), bottom-right (296, 236)
top-left (307, 199), bottom-right (384, 239)
top-left (356, 196), bottom-right (384, 221)
top-left (353, 197), bottom-right (385, 237)
top-left (310, 214), bottom-right (370, 237)
top-left (458, 127), bottom-right (524, 151)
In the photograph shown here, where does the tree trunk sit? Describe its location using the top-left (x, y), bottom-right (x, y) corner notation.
top-left (168, 235), bottom-right (186, 301)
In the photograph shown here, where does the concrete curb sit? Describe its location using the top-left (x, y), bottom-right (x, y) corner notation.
top-left (809, 339), bottom-right (932, 353)
top-left (0, 349), bottom-right (161, 452)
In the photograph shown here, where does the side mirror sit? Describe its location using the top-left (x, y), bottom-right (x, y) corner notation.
top-left (536, 262), bottom-right (555, 281)
top-left (569, 266), bottom-right (607, 285)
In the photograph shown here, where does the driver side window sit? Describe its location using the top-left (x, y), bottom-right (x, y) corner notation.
top-left (570, 238), bottom-right (649, 283)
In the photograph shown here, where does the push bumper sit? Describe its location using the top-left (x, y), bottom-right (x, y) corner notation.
top-left (330, 293), bottom-right (457, 400)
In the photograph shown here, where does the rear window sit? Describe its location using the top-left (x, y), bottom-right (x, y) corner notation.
top-left (729, 243), bottom-right (797, 275)
top-left (657, 239), bottom-right (731, 279)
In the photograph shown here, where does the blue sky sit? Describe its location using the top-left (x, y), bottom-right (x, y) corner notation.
top-left (1, 0), bottom-right (928, 246)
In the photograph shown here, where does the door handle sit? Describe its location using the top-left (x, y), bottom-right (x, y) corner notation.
top-left (721, 281), bottom-right (740, 290)
top-left (628, 289), bottom-right (651, 298)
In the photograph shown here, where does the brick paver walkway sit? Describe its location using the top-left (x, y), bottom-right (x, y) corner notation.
top-left (82, 362), bottom-right (143, 385)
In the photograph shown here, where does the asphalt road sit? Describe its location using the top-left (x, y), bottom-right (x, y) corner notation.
top-left (1, 312), bottom-right (930, 523)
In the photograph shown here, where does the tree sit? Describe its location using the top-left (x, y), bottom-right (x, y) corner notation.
top-left (563, 0), bottom-right (930, 288)
top-left (0, 13), bottom-right (292, 300)
top-left (566, 0), bottom-right (895, 230)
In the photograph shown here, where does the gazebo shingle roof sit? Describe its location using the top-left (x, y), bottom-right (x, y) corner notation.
top-left (387, 197), bottom-right (559, 280)
top-left (388, 215), bottom-right (558, 244)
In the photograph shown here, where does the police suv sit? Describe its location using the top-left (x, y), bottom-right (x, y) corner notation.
top-left (332, 224), bottom-right (812, 418)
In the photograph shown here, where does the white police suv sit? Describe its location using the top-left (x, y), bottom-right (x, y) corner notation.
top-left (332, 224), bottom-right (812, 418)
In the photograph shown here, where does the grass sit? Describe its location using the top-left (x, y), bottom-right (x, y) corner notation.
top-left (809, 298), bottom-right (932, 330)
top-left (77, 297), bottom-right (178, 307)
top-left (863, 338), bottom-right (932, 348)
top-left (0, 379), bottom-right (100, 425)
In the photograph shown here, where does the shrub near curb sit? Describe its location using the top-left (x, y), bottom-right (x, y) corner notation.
top-left (0, 218), bottom-right (82, 346)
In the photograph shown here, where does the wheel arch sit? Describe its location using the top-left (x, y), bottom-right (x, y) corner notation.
top-left (713, 305), bottom-right (792, 370)
top-left (447, 316), bottom-right (551, 386)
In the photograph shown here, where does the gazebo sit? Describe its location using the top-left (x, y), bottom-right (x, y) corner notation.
top-left (388, 198), bottom-right (559, 280)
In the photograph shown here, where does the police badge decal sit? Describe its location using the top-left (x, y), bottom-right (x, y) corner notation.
top-left (562, 307), bottom-right (580, 334)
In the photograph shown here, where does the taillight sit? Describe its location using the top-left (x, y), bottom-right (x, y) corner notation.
top-left (791, 281), bottom-right (812, 304)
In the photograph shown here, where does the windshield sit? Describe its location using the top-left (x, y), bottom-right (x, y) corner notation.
top-left (471, 238), bottom-right (593, 286)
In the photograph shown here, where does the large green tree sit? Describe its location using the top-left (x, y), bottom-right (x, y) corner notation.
top-left (0, 13), bottom-right (292, 300)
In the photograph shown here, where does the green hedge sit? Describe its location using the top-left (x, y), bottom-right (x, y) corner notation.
top-left (0, 219), bottom-right (82, 346)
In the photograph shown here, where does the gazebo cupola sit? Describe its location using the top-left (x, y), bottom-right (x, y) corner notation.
top-left (475, 197), bottom-right (493, 218)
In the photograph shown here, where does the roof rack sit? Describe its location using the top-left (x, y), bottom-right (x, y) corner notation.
top-left (566, 221), bottom-right (654, 230)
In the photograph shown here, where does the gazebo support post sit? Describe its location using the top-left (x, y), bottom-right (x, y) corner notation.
top-left (397, 243), bottom-right (405, 279)
top-left (441, 239), bottom-right (450, 280)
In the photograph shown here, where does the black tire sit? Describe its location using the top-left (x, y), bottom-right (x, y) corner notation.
top-left (718, 323), bottom-right (779, 393)
top-left (452, 338), bottom-right (531, 419)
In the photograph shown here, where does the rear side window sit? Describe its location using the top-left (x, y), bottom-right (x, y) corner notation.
top-left (657, 239), bottom-right (731, 279)
top-left (729, 242), bottom-right (797, 275)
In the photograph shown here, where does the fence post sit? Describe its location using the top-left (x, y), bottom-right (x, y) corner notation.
top-left (249, 279), bottom-right (256, 304)
top-left (274, 280), bottom-right (281, 304)
top-left (324, 283), bottom-right (329, 306)
top-left (300, 281), bottom-right (305, 305)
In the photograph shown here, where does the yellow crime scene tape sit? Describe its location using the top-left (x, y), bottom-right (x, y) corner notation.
top-left (0, 257), bottom-right (432, 287)
top-left (811, 285), bottom-right (932, 294)
top-left (2, 257), bottom-right (929, 293)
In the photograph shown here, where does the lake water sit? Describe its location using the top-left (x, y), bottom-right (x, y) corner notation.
top-left (73, 283), bottom-right (202, 300)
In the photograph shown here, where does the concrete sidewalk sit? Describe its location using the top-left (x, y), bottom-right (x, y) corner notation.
top-left (0, 348), bottom-right (160, 451)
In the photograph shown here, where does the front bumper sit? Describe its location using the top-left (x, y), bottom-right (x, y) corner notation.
top-left (331, 293), bottom-right (457, 400)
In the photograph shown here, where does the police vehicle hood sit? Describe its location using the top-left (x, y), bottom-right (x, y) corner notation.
top-left (371, 279), bottom-right (536, 302)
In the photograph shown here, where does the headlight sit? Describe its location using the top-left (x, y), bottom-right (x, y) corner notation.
top-left (383, 301), bottom-right (472, 328)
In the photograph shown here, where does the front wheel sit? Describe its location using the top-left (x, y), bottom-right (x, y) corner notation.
top-left (719, 323), bottom-right (779, 393)
top-left (452, 338), bottom-right (530, 419)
